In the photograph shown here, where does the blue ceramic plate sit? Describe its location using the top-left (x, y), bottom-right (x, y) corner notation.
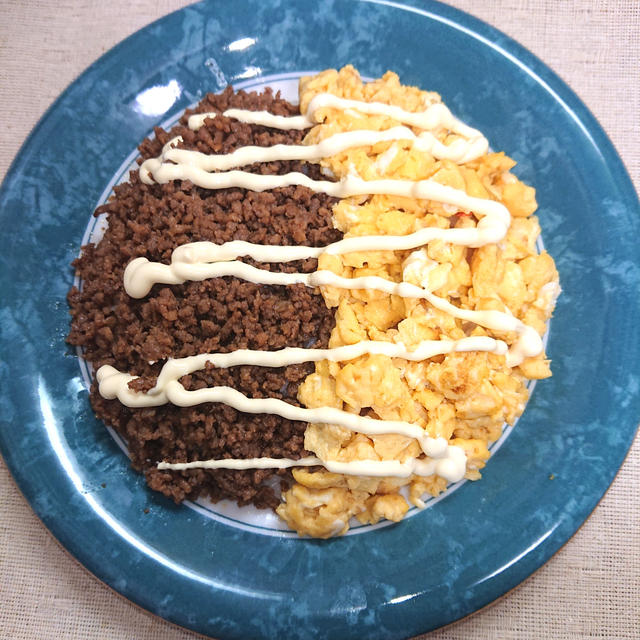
top-left (1, 1), bottom-right (639, 638)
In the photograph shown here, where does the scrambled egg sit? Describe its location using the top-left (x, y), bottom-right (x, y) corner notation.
top-left (275, 66), bottom-right (560, 538)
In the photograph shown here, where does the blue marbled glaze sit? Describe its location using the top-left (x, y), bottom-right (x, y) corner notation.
top-left (1, 1), bottom-right (639, 639)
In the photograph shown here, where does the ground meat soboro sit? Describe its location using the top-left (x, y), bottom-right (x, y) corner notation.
top-left (67, 87), bottom-right (341, 510)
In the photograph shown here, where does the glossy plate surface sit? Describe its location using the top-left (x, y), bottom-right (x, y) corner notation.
top-left (1, 1), bottom-right (639, 638)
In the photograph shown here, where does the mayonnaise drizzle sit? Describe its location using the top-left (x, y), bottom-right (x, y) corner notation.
top-left (187, 92), bottom-right (488, 163)
top-left (157, 451), bottom-right (468, 483)
top-left (123, 209), bottom-right (508, 296)
top-left (158, 125), bottom-right (482, 172)
top-left (139, 166), bottom-right (509, 241)
top-left (149, 125), bottom-right (482, 173)
top-left (96, 364), bottom-right (466, 482)
top-left (107, 336), bottom-right (508, 393)
top-left (123, 257), bottom-right (539, 367)
top-left (188, 110), bottom-right (312, 131)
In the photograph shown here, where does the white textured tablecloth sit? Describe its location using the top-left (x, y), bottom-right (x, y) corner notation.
top-left (1, 1), bottom-right (638, 638)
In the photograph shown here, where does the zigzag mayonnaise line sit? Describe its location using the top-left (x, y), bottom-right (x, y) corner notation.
top-left (187, 91), bottom-right (489, 163)
top-left (157, 453), bottom-right (468, 483)
top-left (96, 365), bottom-right (466, 482)
top-left (139, 168), bottom-right (510, 244)
top-left (149, 125), bottom-right (479, 174)
top-left (102, 336), bottom-right (508, 400)
top-left (148, 337), bottom-right (508, 385)
top-left (97, 362), bottom-right (449, 453)
top-left (138, 168), bottom-right (510, 246)
top-left (126, 206), bottom-right (508, 278)
top-left (151, 127), bottom-right (415, 172)
top-left (122, 259), bottom-right (540, 367)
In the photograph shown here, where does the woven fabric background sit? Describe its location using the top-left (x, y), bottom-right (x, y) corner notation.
top-left (1, 1), bottom-right (638, 638)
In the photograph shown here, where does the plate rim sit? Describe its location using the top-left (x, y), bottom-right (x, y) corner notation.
top-left (1, 0), bottom-right (639, 638)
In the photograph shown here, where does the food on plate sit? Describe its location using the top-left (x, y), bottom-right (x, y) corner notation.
top-left (68, 65), bottom-right (560, 538)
